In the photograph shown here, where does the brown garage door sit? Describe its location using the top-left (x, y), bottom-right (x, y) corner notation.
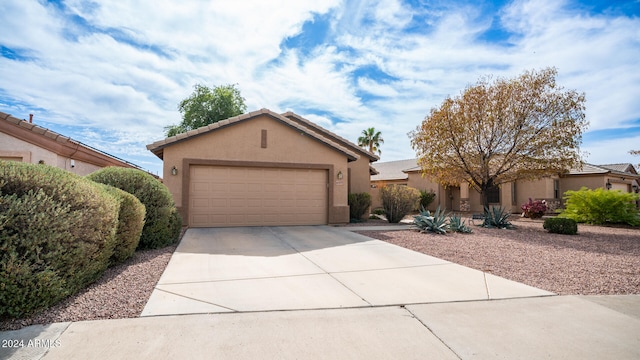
top-left (189, 165), bottom-right (328, 227)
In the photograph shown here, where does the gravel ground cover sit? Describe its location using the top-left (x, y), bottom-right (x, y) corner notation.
top-left (356, 219), bottom-right (640, 296)
top-left (0, 245), bottom-right (176, 331)
top-left (2, 220), bottom-right (638, 331)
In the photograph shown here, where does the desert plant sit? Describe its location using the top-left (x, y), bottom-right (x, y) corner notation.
top-left (413, 205), bottom-right (449, 234)
top-left (100, 185), bottom-right (146, 264)
top-left (0, 161), bottom-right (119, 317)
top-left (543, 217), bottom-right (578, 235)
top-left (418, 190), bottom-right (436, 210)
top-left (558, 187), bottom-right (640, 226)
top-left (348, 192), bottom-right (372, 221)
top-left (449, 213), bottom-right (473, 233)
top-left (521, 198), bottom-right (547, 218)
top-left (482, 206), bottom-right (514, 229)
top-left (87, 167), bottom-right (182, 249)
top-left (373, 208), bottom-right (385, 215)
top-left (380, 185), bottom-right (420, 223)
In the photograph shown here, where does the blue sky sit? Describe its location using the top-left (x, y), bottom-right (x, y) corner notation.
top-left (1, 0), bottom-right (639, 175)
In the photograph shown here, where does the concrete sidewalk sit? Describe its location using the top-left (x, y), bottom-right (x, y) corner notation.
top-left (2, 296), bottom-right (639, 359)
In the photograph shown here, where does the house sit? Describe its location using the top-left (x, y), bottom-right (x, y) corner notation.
top-left (0, 111), bottom-right (140, 175)
top-left (370, 159), bottom-right (640, 213)
top-left (146, 108), bottom-right (378, 227)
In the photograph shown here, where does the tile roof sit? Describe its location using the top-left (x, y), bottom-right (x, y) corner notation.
top-left (568, 163), bottom-right (639, 178)
top-left (146, 108), bottom-right (359, 161)
top-left (370, 159), bottom-right (419, 181)
top-left (0, 111), bottom-right (142, 170)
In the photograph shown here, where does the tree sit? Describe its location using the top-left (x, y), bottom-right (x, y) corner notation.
top-left (165, 83), bottom-right (247, 137)
top-left (358, 127), bottom-right (384, 155)
top-left (410, 67), bottom-right (588, 207)
top-left (630, 150), bottom-right (640, 167)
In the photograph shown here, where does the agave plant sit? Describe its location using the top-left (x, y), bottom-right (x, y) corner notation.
top-left (449, 213), bottom-right (473, 233)
top-left (413, 205), bottom-right (449, 234)
top-left (482, 206), bottom-right (514, 229)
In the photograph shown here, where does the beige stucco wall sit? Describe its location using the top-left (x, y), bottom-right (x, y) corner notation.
top-left (347, 157), bottom-right (372, 195)
top-left (0, 132), bottom-right (102, 176)
top-left (161, 114), bottom-right (351, 224)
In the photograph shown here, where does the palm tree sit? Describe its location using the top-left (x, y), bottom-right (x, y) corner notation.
top-left (358, 127), bottom-right (384, 155)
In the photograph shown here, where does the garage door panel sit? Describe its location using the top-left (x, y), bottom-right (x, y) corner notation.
top-left (189, 166), bottom-right (327, 227)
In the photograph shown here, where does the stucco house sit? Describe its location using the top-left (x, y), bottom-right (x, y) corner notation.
top-left (146, 108), bottom-right (378, 227)
top-left (371, 159), bottom-right (640, 213)
top-left (0, 111), bottom-right (140, 175)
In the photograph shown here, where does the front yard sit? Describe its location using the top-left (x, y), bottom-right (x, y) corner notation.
top-left (357, 219), bottom-right (640, 295)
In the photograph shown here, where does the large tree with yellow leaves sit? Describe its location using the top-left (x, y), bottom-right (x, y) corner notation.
top-left (410, 67), bottom-right (588, 207)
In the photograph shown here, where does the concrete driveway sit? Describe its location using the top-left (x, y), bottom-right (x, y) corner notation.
top-left (142, 226), bottom-right (551, 316)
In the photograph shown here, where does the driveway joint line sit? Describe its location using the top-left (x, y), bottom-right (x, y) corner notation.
top-left (158, 272), bottom-right (333, 285)
top-left (402, 305), bottom-right (463, 360)
top-left (268, 227), bottom-right (374, 307)
top-left (153, 288), bottom-right (238, 312)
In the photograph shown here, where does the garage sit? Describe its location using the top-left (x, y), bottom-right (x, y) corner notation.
top-left (189, 165), bottom-right (328, 227)
top-left (147, 109), bottom-right (378, 227)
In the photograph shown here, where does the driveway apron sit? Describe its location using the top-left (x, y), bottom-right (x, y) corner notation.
top-left (142, 226), bottom-right (552, 316)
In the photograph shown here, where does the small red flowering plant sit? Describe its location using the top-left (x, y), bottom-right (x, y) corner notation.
top-left (521, 198), bottom-right (547, 218)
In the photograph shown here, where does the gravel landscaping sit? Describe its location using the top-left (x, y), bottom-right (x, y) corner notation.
top-left (0, 244), bottom-right (176, 331)
top-left (357, 219), bottom-right (640, 296)
top-left (2, 220), bottom-right (638, 332)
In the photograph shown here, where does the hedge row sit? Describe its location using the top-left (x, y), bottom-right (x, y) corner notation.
top-left (0, 162), bottom-right (180, 318)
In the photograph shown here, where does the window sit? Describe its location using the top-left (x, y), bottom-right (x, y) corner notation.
top-left (511, 182), bottom-right (517, 206)
top-left (486, 185), bottom-right (500, 204)
top-left (554, 179), bottom-right (560, 199)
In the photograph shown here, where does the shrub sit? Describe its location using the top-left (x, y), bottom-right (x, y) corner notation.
top-left (373, 208), bottom-right (386, 215)
top-left (100, 185), bottom-right (146, 264)
top-left (87, 167), bottom-right (182, 249)
top-left (418, 190), bottom-right (436, 210)
top-left (482, 206), bottom-right (514, 229)
top-left (380, 185), bottom-right (420, 223)
top-left (521, 198), bottom-right (547, 218)
top-left (543, 217), bottom-right (578, 235)
top-left (413, 206), bottom-right (449, 234)
top-left (0, 161), bottom-right (119, 317)
top-left (559, 187), bottom-right (640, 226)
top-left (348, 192), bottom-right (372, 221)
top-left (449, 213), bottom-right (473, 233)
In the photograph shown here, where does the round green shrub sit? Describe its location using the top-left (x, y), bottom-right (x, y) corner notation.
top-left (0, 161), bottom-right (119, 317)
top-left (348, 192), bottom-right (372, 221)
top-left (100, 185), bottom-right (146, 264)
top-left (543, 217), bottom-right (578, 235)
top-left (87, 167), bottom-right (182, 249)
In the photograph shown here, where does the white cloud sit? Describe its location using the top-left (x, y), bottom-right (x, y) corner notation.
top-left (1, 0), bottom-right (638, 175)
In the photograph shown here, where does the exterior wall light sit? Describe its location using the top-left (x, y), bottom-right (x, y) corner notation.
top-left (171, 166), bottom-right (178, 176)
top-left (605, 180), bottom-right (612, 190)
top-left (337, 171), bottom-right (343, 180)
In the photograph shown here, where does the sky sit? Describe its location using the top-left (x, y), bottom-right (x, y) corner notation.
top-left (1, 0), bottom-right (639, 176)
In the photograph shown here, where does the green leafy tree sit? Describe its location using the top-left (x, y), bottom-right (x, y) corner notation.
top-left (165, 83), bottom-right (247, 137)
top-left (358, 127), bottom-right (384, 155)
top-left (410, 67), bottom-right (588, 207)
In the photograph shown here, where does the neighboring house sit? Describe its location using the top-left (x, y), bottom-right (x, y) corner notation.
top-left (146, 108), bottom-right (378, 227)
top-left (371, 159), bottom-right (640, 213)
top-left (0, 111), bottom-right (140, 176)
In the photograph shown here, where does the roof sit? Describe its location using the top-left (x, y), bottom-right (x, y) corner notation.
top-left (146, 108), bottom-right (359, 162)
top-left (281, 112), bottom-right (379, 162)
top-left (370, 159), bottom-right (419, 181)
top-left (567, 163), bottom-right (640, 178)
top-left (0, 111), bottom-right (142, 170)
